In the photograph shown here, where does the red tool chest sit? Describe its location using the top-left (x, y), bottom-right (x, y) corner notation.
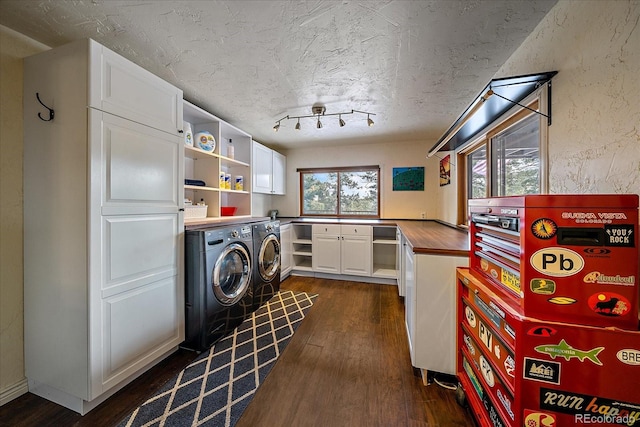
top-left (468, 194), bottom-right (639, 329)
top-left (458, 194), bottom-right (640, 427)
top-left (457, 268), bottom-right (640, 427)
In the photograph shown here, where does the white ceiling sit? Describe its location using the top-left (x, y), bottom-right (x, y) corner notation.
top-left (0, 0), bottom-right (558, 150)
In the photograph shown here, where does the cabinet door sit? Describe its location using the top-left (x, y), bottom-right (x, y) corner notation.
top-left (341, 235), bottom-right (372, 276)
top-left (93, 111), bottom-right (182, 216)
top-left (404, 244), bottom-right (416, 365)
top-left (272, 151), bottom-right (286, 195)
top-left (312, 234), bottom-right (341, 273)
top-left (89, 40), bottom-right (183, 135)
top-left (280, 225), bottom-right (292, 277)
top-left (252, 141), bottom-right (273, 194)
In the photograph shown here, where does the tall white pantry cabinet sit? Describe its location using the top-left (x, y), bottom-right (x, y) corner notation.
top-left (23, 39), bottom-right (185, 414)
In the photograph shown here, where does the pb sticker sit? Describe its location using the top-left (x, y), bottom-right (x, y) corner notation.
top-left (530, 247), bottom-right (585, 277)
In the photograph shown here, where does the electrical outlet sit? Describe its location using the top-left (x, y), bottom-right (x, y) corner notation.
top-left (420, 212), bottom-right (426, 219)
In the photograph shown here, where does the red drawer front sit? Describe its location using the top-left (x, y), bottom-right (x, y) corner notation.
top-left (461, 331), bottom-right (516, 425)
top-left (462, 301), bottom-right (515, 390)
top-left (459, 355), bottom-right (509, 427)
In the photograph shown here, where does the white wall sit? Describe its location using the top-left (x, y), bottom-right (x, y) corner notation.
top-left (0, 25), bottom-right (48, 405)
top-left (278, 140), bottom-right (440, 219)
top-left (431, 0), bottom-right (640, 225)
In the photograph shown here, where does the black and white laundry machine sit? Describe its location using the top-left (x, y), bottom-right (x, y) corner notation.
top-left (252, 220), bottom-right (281, 311)
top-left (183, 224), bottom-right (254, 351)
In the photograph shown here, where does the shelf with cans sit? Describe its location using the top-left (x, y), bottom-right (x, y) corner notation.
top-left (183, 100), bottom-right (252, 221)
top-left (456, 194), bottom-right (640, 427)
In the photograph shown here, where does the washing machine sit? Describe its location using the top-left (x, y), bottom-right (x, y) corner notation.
top-left (183, 224), bottom-right (254, 351)
top-left (252, 220), bottom-right (281, 311)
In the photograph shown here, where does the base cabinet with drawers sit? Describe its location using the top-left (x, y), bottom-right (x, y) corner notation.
top-left (312, 224), bottom-right (372, 276)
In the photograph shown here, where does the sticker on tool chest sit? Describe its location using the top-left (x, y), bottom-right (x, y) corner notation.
top-left (539, 388), bottom-right (640, 425)
top-left (604, 224), bottom-right (635, 247)
top-left (523, 357), bottom-right (561, 385)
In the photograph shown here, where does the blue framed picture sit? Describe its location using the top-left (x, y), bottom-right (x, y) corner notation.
top-left (392, 167), bottom-right (424, 191)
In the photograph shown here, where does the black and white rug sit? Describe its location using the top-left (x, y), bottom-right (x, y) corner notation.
top-left (118, 290), bottom-right (316, 427)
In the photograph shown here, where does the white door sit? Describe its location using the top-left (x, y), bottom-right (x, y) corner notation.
top-left (272, 151), bottom-right (286, 195)
top-left (89, 110), bottom-right (183, 398)
top-left (312, 234), bottom-right (341, 273)
top-left (341, 235), bottom-right (372, 276)
top-left (252, 141), bottom-right (273, 194)
top-left (280, 225), bottom-right (292, 276)
top-left (404, 243), bottom-right (416, 365)
top-left (89, 39), bottom-right (183, 135)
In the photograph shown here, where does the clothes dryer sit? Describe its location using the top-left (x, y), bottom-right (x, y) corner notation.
top-left (252, 220), bottom-right (281, 311)
top-left (184, 224), bottom-right (254, 351)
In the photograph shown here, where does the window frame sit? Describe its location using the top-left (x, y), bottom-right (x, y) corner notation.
top-left (456, 89), bottom-right (549, 225)
top-left (298, 165), bottom-right (381, 218)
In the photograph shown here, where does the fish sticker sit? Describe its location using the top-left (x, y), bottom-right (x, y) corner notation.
top-left (534, 339), bottom-right (604, 366)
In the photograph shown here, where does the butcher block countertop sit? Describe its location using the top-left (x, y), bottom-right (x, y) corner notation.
top-left (184, 217), bottom-right (469, 256)
top-left (279, 217), bottom-right (469, 257)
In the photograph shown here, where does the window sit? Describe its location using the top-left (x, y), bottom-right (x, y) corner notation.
top-left (299, 166), bottom-right (380, 217)
top-left (457, 97), bottom-right (548, 224)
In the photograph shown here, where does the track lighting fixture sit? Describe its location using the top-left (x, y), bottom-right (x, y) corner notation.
top-left (272, 105), bottom-right (376, 131)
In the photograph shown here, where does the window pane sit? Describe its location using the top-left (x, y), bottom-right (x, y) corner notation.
top-left (468, 146), bottom-right (487, 199)
top-left (339, 171), bottom-right (378, 215)
top-left (491, 115), bottom-right (540, 196)
top-left (302, 172), bottom-right (338, 215)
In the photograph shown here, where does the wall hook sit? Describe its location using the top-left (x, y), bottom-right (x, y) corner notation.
top-left (36, 93), bottom-right (54, 121)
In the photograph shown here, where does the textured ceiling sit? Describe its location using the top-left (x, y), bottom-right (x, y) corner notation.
top-left (0, 0), bottom-right (558, 150)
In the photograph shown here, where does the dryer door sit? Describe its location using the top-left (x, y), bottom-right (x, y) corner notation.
top-left (212, 243), bottom-right (252, 305)
top-left (258, 234), bottom-right (281, 282)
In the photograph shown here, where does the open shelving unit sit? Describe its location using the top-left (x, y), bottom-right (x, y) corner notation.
top-left (183, 101), bottom-right (252, 223)
top-left (291, 224), bottom-right (313, 271)
top-left (372, 226), bottom-right (399, 278)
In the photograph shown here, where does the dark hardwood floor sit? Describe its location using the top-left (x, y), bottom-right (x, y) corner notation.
top-left (0, 276), bottom-right (475, 427)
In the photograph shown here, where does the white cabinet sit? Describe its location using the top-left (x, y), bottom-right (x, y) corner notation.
top-left (183, 101), bottom-right (252, 221)
top-left (403, 245), bottom-right (468, 377)
top-left (280, 224), bottom-right (292, 279)
top-left (312, 225), bottom-right (372, 276)
top-left (23, 38), bottom-right (184, 414)
top-left (252, 140), bottom-right (286, 195)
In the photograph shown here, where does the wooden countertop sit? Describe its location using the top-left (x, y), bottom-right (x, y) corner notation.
top-left (279, 217), bottom-right (469, 257)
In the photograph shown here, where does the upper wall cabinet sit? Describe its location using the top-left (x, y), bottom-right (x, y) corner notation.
top-left (252, 140), bottom-right (286, 195)
top-left (88, 40), bottom-right (182, 135)
top-left (183, 101), bottom-right (252, 220)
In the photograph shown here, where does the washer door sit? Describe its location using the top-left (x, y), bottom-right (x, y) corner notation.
top-left (212, 243), bottom-right (252, 306)
top-left (258, 234), bottom-right (281, 282)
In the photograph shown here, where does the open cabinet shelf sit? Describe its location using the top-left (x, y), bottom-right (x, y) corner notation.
top-left (183, 100), bottom-right (252, 222)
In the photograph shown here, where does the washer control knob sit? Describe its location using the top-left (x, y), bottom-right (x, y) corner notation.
top-left (230, 230), bottom-right (239, 238)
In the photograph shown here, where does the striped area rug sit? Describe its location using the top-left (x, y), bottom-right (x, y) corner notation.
top-left (118, 290), bottom-right (317, 427)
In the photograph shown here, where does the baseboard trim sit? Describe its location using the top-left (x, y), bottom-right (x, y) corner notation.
top-left (0, 378), bottom-right (28, 406)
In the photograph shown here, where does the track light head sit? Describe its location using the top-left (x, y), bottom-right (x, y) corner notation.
top-left (367, 114), bottom-right (374, 127)
top-left (273, 122), bottom-right (280, 132)
top-left (317, 117), bottom-right (322, 129)
top-left (295, 119), bottom-right (301, 130)
top-left (339, 115), bottom-right (346, 127)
